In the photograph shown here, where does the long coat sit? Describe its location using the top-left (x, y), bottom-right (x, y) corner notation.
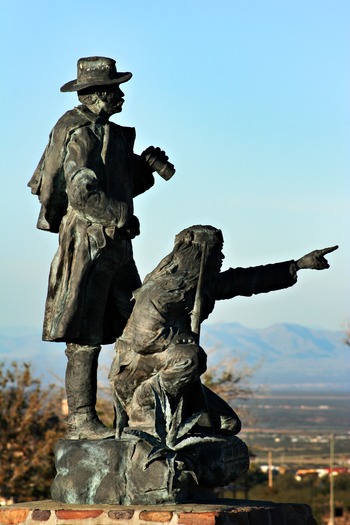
top-left (29, 105), bottom-right (154, 344)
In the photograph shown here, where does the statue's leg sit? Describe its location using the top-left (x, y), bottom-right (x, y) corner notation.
top-left (65, 343), bottom-right (115, 439)
top-left (111, 388), bottom-right (128, 438)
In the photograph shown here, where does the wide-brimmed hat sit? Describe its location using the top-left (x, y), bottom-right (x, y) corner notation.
top-left (60, 56), bottom-right (132, 93)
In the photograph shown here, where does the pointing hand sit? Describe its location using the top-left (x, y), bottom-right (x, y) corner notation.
top-left (296, 245), bottom-right (339, 270)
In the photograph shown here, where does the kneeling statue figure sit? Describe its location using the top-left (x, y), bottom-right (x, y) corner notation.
top-left (108, 225), bottom-right (337, 500)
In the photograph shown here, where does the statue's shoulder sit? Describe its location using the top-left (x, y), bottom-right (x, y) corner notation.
top-left (52, 106), bottom-right (92, 138)
top-left (29, 107), bottom-right (92, 233)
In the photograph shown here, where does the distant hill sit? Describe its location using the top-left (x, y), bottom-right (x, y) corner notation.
top-left (201, 323), bottom-right (348, 391)
top-left (0, 323), bottom-right (348, 391)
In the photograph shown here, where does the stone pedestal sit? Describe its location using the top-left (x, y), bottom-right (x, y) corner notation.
top-left (0, 500), bottom-right (318, 525)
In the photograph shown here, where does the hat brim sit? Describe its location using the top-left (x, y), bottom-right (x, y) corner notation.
top-left (60, 72), bottom-right (132, 93)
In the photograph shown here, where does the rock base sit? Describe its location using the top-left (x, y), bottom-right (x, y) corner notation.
top-left (51, 436), bottom-right (249, 505)
top-left (0, 500), bottom-right (317, 525)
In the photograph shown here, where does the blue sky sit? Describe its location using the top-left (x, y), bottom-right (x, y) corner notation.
top-left (1, 0), bottom-right (349, 332)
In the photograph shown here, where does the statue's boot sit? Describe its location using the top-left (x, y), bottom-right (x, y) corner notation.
top-left (65, 344), bottom-right (115, 439)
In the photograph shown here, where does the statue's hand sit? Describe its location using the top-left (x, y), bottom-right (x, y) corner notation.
top-left (141, 146), bottom-right (175, 181)
top-left (142, 146), bottom-right (169, 164)
top-left (120, 215), bottom-right (140, 239)
top-left (296, 245), bottom-right (338, 270)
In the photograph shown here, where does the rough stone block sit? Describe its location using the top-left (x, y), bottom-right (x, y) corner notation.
top-left (0, 508), bottom-right (29, 524)
top-left (55, 509), bottom-right (103, 520)
top-left (108, 509), bottom-right (135, 520)
top-left (31, 509), bottom-right (51, 521)
top-left (51, 432), bottom-right (249, 506)
top-left (178, 511), bottom-right (219, 525)
top-left (51, 438), bottom-right (136, 504)
top-left (139, 510), bottom-right (173, 522)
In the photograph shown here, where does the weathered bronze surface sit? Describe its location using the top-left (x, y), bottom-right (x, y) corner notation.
top-left (29, 56), bottom-right (337, 505)
top-left (106, 225), bottom-right (336, 502)
top-left (109, 225), bottom-right (336, 435)
top-left (28, 56), bottom-right (175, 440)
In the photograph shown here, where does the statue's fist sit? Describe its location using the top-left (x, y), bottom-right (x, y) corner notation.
top-left (141, 146), bottom-right (175, 181)
top-left (122, 215), bottom-right (140, 239)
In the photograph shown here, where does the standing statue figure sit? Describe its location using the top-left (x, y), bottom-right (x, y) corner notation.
top-left (109, 225), bottom-right (337, 438)
top-left (28, 56), bottom-right (175, 440)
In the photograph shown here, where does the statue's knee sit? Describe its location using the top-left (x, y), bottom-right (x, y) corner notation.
top-left (159, 342), bottom-right (206, 397)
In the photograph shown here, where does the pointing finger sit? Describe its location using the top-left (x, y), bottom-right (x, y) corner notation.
top-left (319, 245), bottom-right (339, 256)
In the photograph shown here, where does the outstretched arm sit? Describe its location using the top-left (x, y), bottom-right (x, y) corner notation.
top-left (295, 245), bottom-right (338, 271)
top-left (214, 261), bottom-right (298, 300)
top-left (214, 245), bottom-right (338, 301)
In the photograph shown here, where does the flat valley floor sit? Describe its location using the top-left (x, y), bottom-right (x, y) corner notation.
top-left (237, 390), bottom-right (350, 468)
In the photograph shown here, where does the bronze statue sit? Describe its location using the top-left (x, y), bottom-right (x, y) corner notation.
top-left (28, 57), bottom-right (338, 506)
top-left (50, 224), bottom-right (338, 504)
top-left (28, 56), bottom-right (175, 440)
top-left (109, 225), bottom-right (338, 437)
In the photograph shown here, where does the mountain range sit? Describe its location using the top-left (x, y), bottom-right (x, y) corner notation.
top-left (0, 323), bottom-right (348, 391)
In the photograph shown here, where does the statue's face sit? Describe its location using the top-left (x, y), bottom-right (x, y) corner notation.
top-left (206, 244), bottom-right (225, 273)
top-left (97, 86), bottom-right (125, 116)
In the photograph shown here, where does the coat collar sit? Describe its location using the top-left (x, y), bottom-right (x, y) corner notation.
top-left (75, 104), bottom-right (110, 125)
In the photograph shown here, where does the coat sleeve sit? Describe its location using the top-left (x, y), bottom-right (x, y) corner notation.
top-left (116, 124), bottom-right (155, 198)
top-left (213, 261), bottom-right (298, 300)
top-left (132, 153), bottom-right (155, 197)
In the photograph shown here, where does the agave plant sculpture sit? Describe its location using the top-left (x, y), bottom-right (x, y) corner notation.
top-left (126, 387), bottom-right (224, 490)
